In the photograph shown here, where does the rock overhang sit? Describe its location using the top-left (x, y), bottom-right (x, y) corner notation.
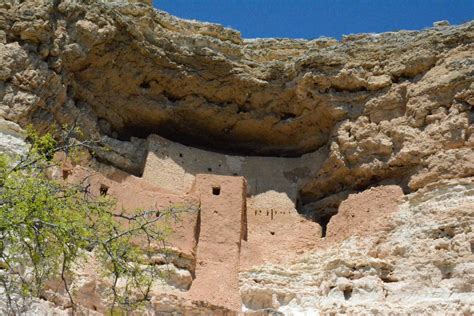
top-left (1, 0), bottom-right (473, 235)
top-left (31, 0), bottom-right (469, 157)
top-left (1, 1), bottom-right (474, 313)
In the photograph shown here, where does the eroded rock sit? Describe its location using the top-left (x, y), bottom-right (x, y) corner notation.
top-left (241, 179), bottom-right (474, 314)
top-left (0, 118), bottom-right (27, 156)
top-left (1, 0), bottom-right (472, 208)
top-left (0, 0), bottom-right (473, 314)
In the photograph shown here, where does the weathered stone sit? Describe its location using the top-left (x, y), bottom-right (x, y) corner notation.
top-left (1, 0), bottom-right (472, 209)
top-left (0, 118), bottom-right (27, 156)
top-left (0, 0), bottom-right (472, 314)
top-left (241, 179), bottom-right (474, 314)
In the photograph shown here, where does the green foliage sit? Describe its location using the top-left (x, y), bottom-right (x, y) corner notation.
top-left (0, 128), bottom-right (182, 314)
top-left (26, 125), bottom-right (57, 159)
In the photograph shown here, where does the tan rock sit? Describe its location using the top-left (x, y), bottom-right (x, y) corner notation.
top-left (0, 118), bottom-right (27, 155)
top-left (240, 179), bottom-right (474, 314)
top-left (0, 1), bottom-right (473, 314)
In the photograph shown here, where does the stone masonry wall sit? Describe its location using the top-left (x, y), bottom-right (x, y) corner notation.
top-left (143, 134), bottom-right (324, 267)
top-left (143, 134), bottom-right (326, 201)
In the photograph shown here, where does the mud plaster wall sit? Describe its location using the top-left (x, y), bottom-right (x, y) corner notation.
top-left (68, 165), bottom-right (199, 258)
top-left (142, 135), bottom-right (324, 267)
top-left (187, 174), bottom-right (247, 309)
top-left (143, 134), bottom-right (326, 201)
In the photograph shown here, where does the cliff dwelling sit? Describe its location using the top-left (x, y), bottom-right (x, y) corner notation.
top-left (1, 0), bottom-right (473, 314)
top-left (67, 133), bottom-right (328, 310)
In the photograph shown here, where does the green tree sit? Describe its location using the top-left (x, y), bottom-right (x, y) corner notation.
top-left (0, 126), bottom-right (184, 314)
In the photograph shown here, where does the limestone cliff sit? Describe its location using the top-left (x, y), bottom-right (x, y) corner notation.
top-left (0, 0), bottom-right (473, 314)
top-left (1, 0), bottom-right (472, 211)
top-left (241, 180), bottom-right (474, 314)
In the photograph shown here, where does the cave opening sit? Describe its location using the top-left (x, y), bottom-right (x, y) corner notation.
top-left (295, 191), bottom-right (342, 238)
top-left (113, 123), bottom-right (310, 157)
top-left (315, 213), bottom-right (335, 237)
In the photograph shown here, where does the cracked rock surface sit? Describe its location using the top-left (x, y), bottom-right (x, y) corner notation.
top-left (0, 0), bottom-right (473, 314)
top-left (1, 0), bottom-right (472, 180)
top-left (1, 1), bottom-right (472, 209)
top-left (1, 1), bottom-right (473, 200)
top-left (241, 179), bottom-right (474, 314)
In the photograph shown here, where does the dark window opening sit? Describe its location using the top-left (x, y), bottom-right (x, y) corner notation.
top-left (212, 186), bottom-right (221, 196)
top-left (99, 184), bottom-right (109, 196)
top-left (343, 288), bottom-right (352, 300)
top-left (232, 173), bottom-right (238, 176)
top-left (139, 81), bottom-right (150, 89)
top-left (179, 153), bottom-right (183, 157)
top-left (207, 167), bottom-right (212, 172)
top-left (62, 170), bottom-right (71, 180)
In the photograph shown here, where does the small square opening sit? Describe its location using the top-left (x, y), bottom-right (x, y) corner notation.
top-left (62, 170), bottom-right (71, 180)
top-left (99, 184), bottom-right (109, 196)
top-left (212, 186), bottom-right (221, 196)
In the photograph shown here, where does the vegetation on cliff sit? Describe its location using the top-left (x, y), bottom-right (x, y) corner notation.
top-left (0, 127), bottom-right (175, 314)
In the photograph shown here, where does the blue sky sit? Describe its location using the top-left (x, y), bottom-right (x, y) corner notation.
top-left (152, 0), bottom-right (474, 39)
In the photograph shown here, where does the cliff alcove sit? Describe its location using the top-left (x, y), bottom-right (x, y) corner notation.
top-left (0, 0), bottom-right (473, 314)
top-left (2, 0), bottom-right (472, 204)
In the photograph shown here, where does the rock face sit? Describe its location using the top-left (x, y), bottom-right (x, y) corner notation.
top-left (241, 179), bottom-right (474, 314)
top-left (0, 0), bottom-right (473, 314)
top-left (0, 0), bottom-right (472, 209)
top-left (0, 118), bottom-right (26, 156)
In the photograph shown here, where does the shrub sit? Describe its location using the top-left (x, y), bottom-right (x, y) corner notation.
top-left (0, 127), bottom-right (177, 314)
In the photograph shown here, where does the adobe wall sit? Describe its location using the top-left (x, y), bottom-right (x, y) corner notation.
top-left (187, 174), bottom-right (247, 310)
top-left (61, 134), bottom-right (329, 309)
top-left (143, 134), bottom-right (326, 201)
top-left (142, 134), bottom-right (325, 267)
top-left (326, 185), bottom-right (404, 242)
top-left (57, 159), bottom-right (408, 312)
top-left (241, 191), bottom-right (322, 269)
top-left (67, 165), bottom-right (199, 261)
